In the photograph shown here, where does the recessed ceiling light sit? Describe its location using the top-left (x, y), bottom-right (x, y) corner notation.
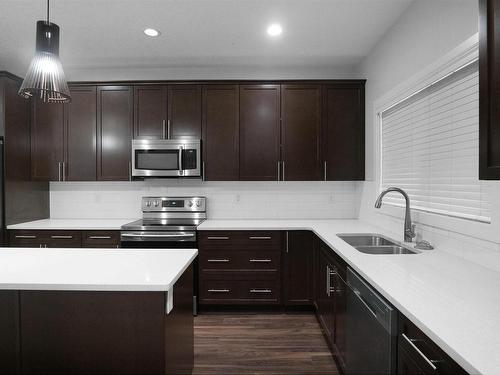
top-left (144, 28), bottom-right (160, 37)
top-left (267, 23), bottom-right (283, 37)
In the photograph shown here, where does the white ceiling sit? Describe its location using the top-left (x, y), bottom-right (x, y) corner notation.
top-left (0, 0), bottom-right (413, 80)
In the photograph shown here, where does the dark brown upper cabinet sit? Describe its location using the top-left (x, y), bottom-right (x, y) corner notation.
top-left (280, 84), bottom-right (321, 181)
top-left (65, 86), bottom-right (97, 181)
top-left (134, 85), bottom-right (166, 139)
top-left (479, 0), bottom-right (500, 179)
top-left (97, 86), bottom-right (133, 181)
top-left (322, 82), bottom-right (365, 181)
top-left (239, 84), bottom-right (281, 181)
top-left (31, 99), bottom-right (64, 181)
top-left (202, 85), bottom-right (239, 181)
top-left (168, 85), bottom-right (202, 139)
top-left (134, 84), bottom-right (201, 140)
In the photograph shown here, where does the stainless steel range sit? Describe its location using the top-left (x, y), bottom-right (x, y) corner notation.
top-left (120, 196), bottom-right (206, 248)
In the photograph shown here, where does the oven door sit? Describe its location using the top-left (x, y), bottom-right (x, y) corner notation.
top-left (132, 139), bottom-right (201, 178)
top-left (120, 231), bottom-right (197, 248)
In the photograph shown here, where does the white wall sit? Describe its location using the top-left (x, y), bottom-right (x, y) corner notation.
top-left (50, 181), bottom-right (362, 220)
top-left (357, 0), bottom-right (500, 253)
top-left (65, 65), bottom-right (359, 82)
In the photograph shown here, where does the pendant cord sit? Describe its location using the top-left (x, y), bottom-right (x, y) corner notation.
top-left (47, 0), bottom-right (50, 23)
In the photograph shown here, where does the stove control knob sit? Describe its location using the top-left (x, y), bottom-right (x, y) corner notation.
top-left (187, 201), bottom-right (193, 207)
top-left (146, 200), bottom-right (152, 207)
top-left (196, 200), bottom-right (201, 207)
top-left (154, 200), bottom-right (160, 207)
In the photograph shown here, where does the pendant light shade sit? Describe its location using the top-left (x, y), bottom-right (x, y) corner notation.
top-left (19, 6), bottom-right (71, 103)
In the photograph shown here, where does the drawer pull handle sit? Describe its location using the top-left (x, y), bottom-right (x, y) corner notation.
top-left (401, 333), bottom-right (440, 371)
top-left (15, 235), bottom-right (37, 239)
top-left (207, 236), bottom-right (229, 240)
top-left (249, 236), bottom-right (272, 240)
top-left (88, 236), bottom-right (112, 240)
top-left (249, 289), bottom-right (272, 294)
top-left (249, 259), bottom-right (272, 263)
top-left (51, 235), bottom-right (73, 239)
top-left (207, 259), bottom-right (230, 263)
top-left (208, 289), bottom-right (230, 293)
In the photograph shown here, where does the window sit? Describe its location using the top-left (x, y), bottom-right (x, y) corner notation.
top-left (380, 59), bottom-right (491, 223)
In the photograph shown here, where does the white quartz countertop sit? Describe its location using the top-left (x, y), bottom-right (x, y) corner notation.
top-left (6, 217), bottom-right (499, 374)
top-left (198, 219), bottom-right (500, 375)
top-left (0, 248), bottom-right (197, 292)
top-left (7, 218), bottom-right (135, 230)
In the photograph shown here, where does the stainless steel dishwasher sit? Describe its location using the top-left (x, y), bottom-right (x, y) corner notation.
top-left (346, 268), bottom-right (397, 375)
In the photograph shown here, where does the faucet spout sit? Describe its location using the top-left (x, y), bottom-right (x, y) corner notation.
top-left (374, 187), bottom-right (415, 242)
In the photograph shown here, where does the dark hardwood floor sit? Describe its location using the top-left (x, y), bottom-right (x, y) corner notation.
top-left (193, 313), bottom-right (339, 375)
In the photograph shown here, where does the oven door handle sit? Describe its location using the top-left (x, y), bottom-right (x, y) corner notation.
top-left (121, 233), bottom-right (195, 239)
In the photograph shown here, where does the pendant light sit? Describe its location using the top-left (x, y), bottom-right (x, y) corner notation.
top-left (18, 0), bottom-right (71, 103)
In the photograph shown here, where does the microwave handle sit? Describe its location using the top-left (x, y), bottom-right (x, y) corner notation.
top-left (178, 145), bottom-right (184, 176)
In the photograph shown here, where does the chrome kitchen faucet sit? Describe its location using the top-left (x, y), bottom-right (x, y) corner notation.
top-left (374, 187), bottom-right (416, 243)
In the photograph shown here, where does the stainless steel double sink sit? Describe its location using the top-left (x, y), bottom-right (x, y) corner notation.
top-left (337, 234), bottom-right (419, 255)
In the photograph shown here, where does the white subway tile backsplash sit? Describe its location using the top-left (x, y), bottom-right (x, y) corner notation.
top-left (50, 181), bottom-right (362, 220)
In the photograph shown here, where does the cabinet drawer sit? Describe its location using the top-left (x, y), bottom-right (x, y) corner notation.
top-left (9, 231), bottom-right (43, 247)
top-left (398, 315), bottom-right (467, 375)
top-left (199, 250), bottom-right (281, 271)
top-left (45, 231), bottom-right (82, 248)
top-left (200, 279), bottom-right (280, 305)
top-left (82, 231), bottom-right (120, 248)
top-left (199, 231), bottom-right (281, 248)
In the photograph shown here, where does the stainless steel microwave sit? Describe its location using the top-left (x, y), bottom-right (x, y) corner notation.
top-left (131, 139), bottom-right (201, 178)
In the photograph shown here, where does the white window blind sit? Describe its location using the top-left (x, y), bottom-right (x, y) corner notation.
top-left (380, 60), bottom-right (491, 223)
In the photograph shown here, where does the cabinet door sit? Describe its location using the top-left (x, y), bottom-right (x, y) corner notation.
top-left (65, 86), bottom-right (97, 181)
top-left (316, 249), bottom-right (334, 344)
top-left (283, 231), bottom-right (313, 306)
top-left (0, 291), bottom-right (20, 375)
top-left (480, 0), bottom-right (500, 179)
top-left (239, 84), bottom-right (280, 180)
top-left (281, 84), bottom-right (321, 180)
top-left (133, 85), bottom-right (167, 139)
top-left (202, 85), bottom-right (239, 180)
top-left (97, 86), bottom-right (133, 181)
top-left (31, 99), bottom-right (64, 181)
top-left (168, 85), bottom-right (202, 139)
top-left (322, 83), bottom-right (365, 181)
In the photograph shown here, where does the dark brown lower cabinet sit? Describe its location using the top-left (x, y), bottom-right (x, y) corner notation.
top-left (9, 265), bottom-right (193, 375)
top-left (398, 315), bottom-right (467, 375)
top-left (0, 291), bottom-right (20, 375)
top-left (9, 230), bottom-right (120, 248)
top-left (283, 231), bottom-right (314, 305)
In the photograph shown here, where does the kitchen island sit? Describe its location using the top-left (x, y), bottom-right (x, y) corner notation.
top-left (0, 248), bottom-right (197, 375)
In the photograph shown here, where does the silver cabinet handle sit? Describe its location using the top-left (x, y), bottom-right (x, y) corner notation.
top-left (249, 236), bottom-right (271, 240)
top-left (207, 259), bottom-right (230, 263)
top-left (326, 265), bottom-right (330, 296)
top-left (208, 289), bottom-right (230, 293)
top-left (286, 231), bottom-right (289, 253)
top-left (249, 289), bottom-right (272, 293)
top-left (249, 259), bottom-right (271, 263)
top-left (167, 119), bottom-right (171, 139)
top-left (277, 161), bottom-right (281, 181)
top-left (15, 235), bottom-right (37, 239)
top-left (51, 235), bottom-right (73, 239)
top-left (401, 333), bottom-right (439, 371)
top-left (88, 236), bottom-right (112, 240)
top-left (324, 161), bottom-right (327, 181)
top-left (57, 162), bottom-right (62, 181)
top-left (162, 119), bottom-right (166, 139)
top-left (206, 236), bottom-right (229, 240)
